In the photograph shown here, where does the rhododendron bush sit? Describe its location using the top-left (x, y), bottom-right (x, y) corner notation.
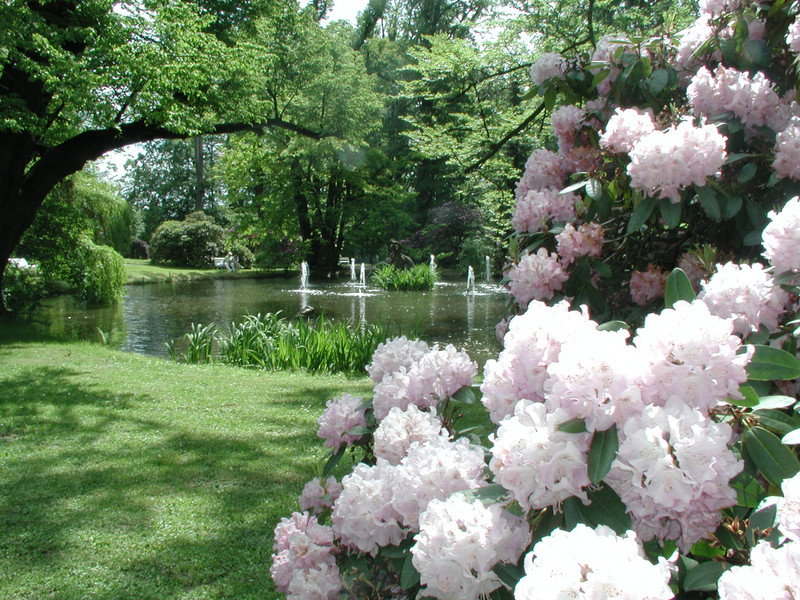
top-left (271, 0), bottom-right (800, 598)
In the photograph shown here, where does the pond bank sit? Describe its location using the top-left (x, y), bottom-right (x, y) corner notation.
top-left (124, 258), bottom-right (297, 285)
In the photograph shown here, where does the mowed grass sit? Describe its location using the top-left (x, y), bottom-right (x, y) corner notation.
top-left (124, 259), bottom-right (292, 285)
top-left (0, 322), bottom-right (371, 599)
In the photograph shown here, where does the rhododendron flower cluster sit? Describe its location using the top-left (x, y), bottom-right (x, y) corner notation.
top-left (373, 405), bottom-right (448, 464)
top-left (366, 336), bottom-right (431, 383)
top-left (552, 104), bottom-right (586, 152)
top-left (780, 472), bottom-right (800, 542)
top-left (600, 107), bottom-right (656, 153)
top-left (717, 540), bottom-right (800, 599)
top-left (514, 148), bottom-right (565, 203)
top-left (555, 222), bottom-right (604, 266)
top-left (698, 262), bottom-right (788, 335)
top-left (762, 195), bottom-right (800, 274)
top-left (512, 187), bottom-right (578, 233)
top-left (271, 512), bottom-right (340, 599)
top-left (606, 397), bottom-right (742, 551)
top-left (515, 524), bottom-right (674, 600)
top-left (506, 248), bottom-right (569, 307)
top-left (316, 393), bottom-right (367, 453)
top-left (627, 118), bottom-right (727, 203)
top-left (773, 122), bottom-right (800, 181)
top-left (529, 51), bottom-right (567, 86)
top-left (789, 17), bottom-right (800, 53)
top-left (299, 476), bottom-right (342, 514)
top-left (411, 495), bottom-right (531, 600)
top-left (630, 264), bottom-right (668, 305)
top-left (372, 343), bottom-right (477, 420)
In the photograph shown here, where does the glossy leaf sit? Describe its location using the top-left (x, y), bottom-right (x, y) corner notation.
top-left (742, 426), bottom-right (800, 488)
top-left (729, 384), bottom-right (759, 407)
top-left (558, 418), bottom-right (587, 433)
top-left (684, 561), bottom-right (729, 592)
top-left (664, 268), bottom-right (696, 308)
top-left (696, 186), bottom-right (721, 221)
top-left (401, 554), bottom-right (420, 590)
top-left (450, 385), bottom-right (477, 404)
top-left (746, 345), bottom-right (800, 381)
top-left (783, 429), bottom-right (800, 445)
top-left (580, 484), bottom-right (632, 535)
top-left (659, 198), bottom-right (681, 229)
top-left (588, 425), bottom-right (618, 484)
top-left (626, 197), bottom-right (656, 234)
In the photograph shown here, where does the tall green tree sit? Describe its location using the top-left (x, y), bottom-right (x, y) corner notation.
top-left (0, 0), bottom-right (319, 312)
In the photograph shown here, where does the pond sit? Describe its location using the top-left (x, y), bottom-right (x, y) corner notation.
top-left (32, 274), bottom-right (510, 368)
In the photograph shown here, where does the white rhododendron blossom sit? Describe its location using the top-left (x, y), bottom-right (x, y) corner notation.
top-left (271, 512), bottom-right (340, 598)
top-left (688, 65), bottom-right (785, 132)
top-left (789, 17), bottom-right (800, 53)
top-left (373, 405), bottom-right (448, 465)
top-left (391, 436), bottom-right (488, 530)
top-left (330, 460), bottom-right (404, 555)
top-left (544, 328), bottom-right (653, 431)
top-left (515, 524), bottom-right (674, 600)
top-left (606, 397), bottom-right (742, 551)
top-left (365, 336), bottom-right (430, 383)
top-left (779, 472), bottom-right (800, 541)
top-left (490, 401), bottom-right (592, 511)
top-left (481, 300), bottom-right (597, 423)
top-left (515, 148), bottom-right (566, 202)
top-left (717, 540), bottom-right (800, 599)
top-left (555, 222), bottom-right (604, 266)
top-left (773, 122), bottom-right (800, 181)
top-left (299, 476), bottom-right (342, 514)
top-left (372, 344), bottom-right (477, 420)
top-left (316, 393), bottom-right (367, 453)
top-left (632, 300), bottom-right (753, 411)
top-left (627, 118), bottom-right (727, 203)
top-left (412, 495), bottom-right (531, 600)
top-left (507, 248), bottom-right (569, 308)
top-left (600, 107), bottom-right (656, 153)
top-left (530, 51), bottom-right (567, 85)
top-left (676, 16), bottom-right (715, 69)
top-left (512, 187), bottom-right (579, 233)
top-left (699, 262), bottom-right (788, 335)
top-left (762, 196), bottom-right (800, 274)
top-left (699, 0), bottom-right (740, 16)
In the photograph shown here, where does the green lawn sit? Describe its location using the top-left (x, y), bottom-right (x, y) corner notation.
top-left (124, 259), bottom-right (294, 285)
top-left (0, 323), bottom-right (371, 599)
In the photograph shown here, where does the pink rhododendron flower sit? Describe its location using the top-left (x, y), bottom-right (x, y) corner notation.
top-left (630, 264), bottom-right (668, 305)
top-left (762, 196), bottom-right (800, 274)
top-left (633, 300), bottom-right (753, 411)
top-left (507, 248), bottom-right (569, 308)
top-left (412, 495), bottom-right (531, 600)
top-left (530, 52), bottom-right (567, 86)
top-left (515, 149), bottom-right (566, 202)
top-left (366, 336), bottom-right (430, 383)
top-left (552, 104), bottom-right (586, 152)
top-left (699, 262), bottom-right (788, 335)
top-left (316, 393), bottom-right (367, 453)
top-left (774, 123), bottom-right (800, 182)
top-left (481, 300), bottom-right (597, 423)
top-left (677, 249), bottom-right (709, 289)
top-left (600, 107), bottom-right (656, 153)
top-left (606, 397), bottom-right (742, 552)
top-left (688, 66), bottom-right (784, 132)
top-left (699, 0), bottom-right (741, 16)
top-left (286, 563), bottom-right (341, 600)
top-left (789, 17), bottom-right (800, 53)
top-left (271, 512), bottom-right (339, 596)
top-left (718, 540), bottom-right (800, 599)
top-left (627, 118), bottom-right (727, 203)
top-left (515, 524), bottom-right (674, 600)
top-left (555, 222), bottom-right (604, 266)
top-left (299, 476), bottom-right (342, 514)
top-left (676, 16), bottom-right (715, 69)
top-left (373, 405), bottom-right (448, 465)
top-left (490, 401), bottom-right (592, 510)
top-left (512, 187), bottom-right (578, 233)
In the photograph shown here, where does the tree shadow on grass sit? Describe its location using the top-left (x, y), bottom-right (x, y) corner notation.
top-left (0, 366), bottom-right (358, 598)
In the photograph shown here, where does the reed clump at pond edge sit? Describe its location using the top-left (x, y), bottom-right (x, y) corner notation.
top-left (167, 312), bottom-right (410, 375)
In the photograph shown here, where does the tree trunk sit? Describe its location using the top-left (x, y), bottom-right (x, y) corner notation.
top-left (193, 136), bottom-right (205, 212)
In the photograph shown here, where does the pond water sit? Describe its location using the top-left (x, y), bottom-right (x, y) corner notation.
top-left (32, 275), bottom-right (510, 367)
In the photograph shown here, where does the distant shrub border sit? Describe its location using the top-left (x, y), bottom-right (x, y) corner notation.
top-left (370, 264), bottom-right (436, 291)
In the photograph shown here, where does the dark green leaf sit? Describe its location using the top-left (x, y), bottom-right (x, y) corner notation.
top-left (754, 409), bottom-right (800, 436)
top-left (730, 471), bottom-right (764, 507)
top-left (450, 386), bottom-right (477, 404)
top-left (684, 561), bottom-right (730, 592)
top-left (493, 562), bottom-right (524, 589)
top-left (647, 68), bottom-right (670, 94)
top-left (746, 345), bottom-right (800, 381)
top-left (400, 554), bottom-right (420, 590)
top-left (737, 162), bottom-right (758, 184)
top-left (588, 425), bottom-right (619, 484)
top-left (580, 484), bottom-right (632, 534)
top-left (458, 484), bottom-right (510, 505)
top-left (322, 446), bottom-right (346, 477)
top-left (563, 496), bottom-right (587, 529)
top-left (597, 320), bottom-right (630, 332)
top-left (558, 417), bottom-right (587, 433)
top-left (345, 425), bottom-right (372, 436)
top-left (627, 197), bottom-right (657, 233)
top-left (730, 384), bottom-right (759, 407)
top-left (696, 186), bottom-right (721, 221)
top-left (664, 268), bottom-right (696, 308)
top-left (742, 426), bottom-right (800, 487)
top-left (659, 198), bottom-right (681, 228)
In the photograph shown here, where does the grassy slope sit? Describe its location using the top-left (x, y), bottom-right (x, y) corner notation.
top-left (0, 325), bottom-right (370, 599)
top-left (124, 259), bottom-right (295, 285)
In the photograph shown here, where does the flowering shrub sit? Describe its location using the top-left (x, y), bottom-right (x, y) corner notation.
top-left (271, 0), bottom-right (800, 597)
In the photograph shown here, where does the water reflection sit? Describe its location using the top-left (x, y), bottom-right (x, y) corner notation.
top-left (33, 276), bottom-right (508, 367)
